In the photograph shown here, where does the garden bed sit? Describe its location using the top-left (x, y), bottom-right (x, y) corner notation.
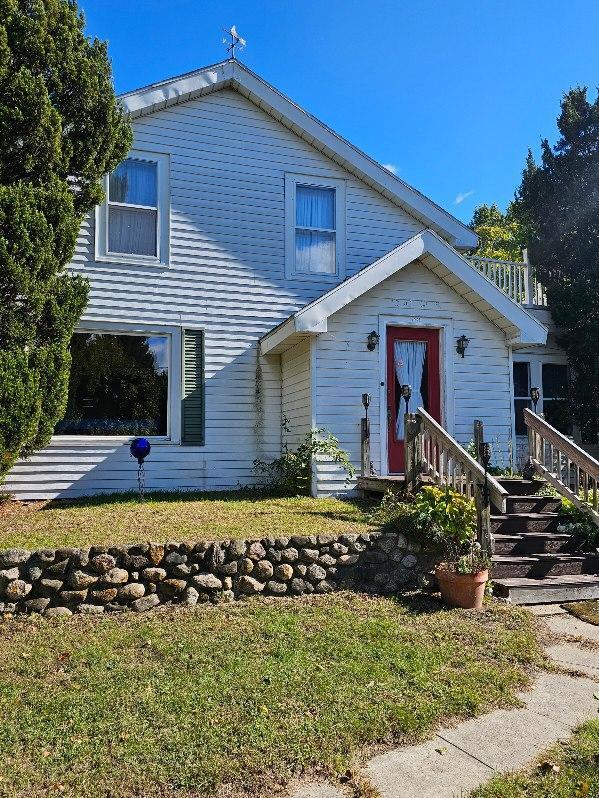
top-left (0, 594), bottom-right (545, 798)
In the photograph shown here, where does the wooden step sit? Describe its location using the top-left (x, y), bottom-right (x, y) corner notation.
top-left (493, 532), bottom-right (574, 555)
top-left (497, 478), bottom-right (546, 496)
top-left (492, 553), bottom-right (599, 579)
top-left (493, 574), bottom-right (599, 604)
top-left (505, 495), bottom-right (562, 514)
top-left (491, 512), bottom-right (563, 534)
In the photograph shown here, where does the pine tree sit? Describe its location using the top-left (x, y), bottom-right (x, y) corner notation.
top-left (0, 0), bottom-right (131, 479)
top-left (516, 88), bottom-right (599, 443)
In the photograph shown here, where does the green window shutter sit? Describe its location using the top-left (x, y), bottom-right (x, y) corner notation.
top-left (181, 329), bottom-right (204, 445)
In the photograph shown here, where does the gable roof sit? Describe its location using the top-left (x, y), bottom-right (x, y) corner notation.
top-left (120, 59), bottom-right (477, 250)
top-left (260, 229), bottom-right (548, 355)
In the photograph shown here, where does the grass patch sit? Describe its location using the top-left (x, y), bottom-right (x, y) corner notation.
top-left (0, 490), bottom-right (374, 550)
top-left (0, 594), bottom-right (544, 798)
top-left (563, 600), bottom-right (599, 626)
top-left (471, 719), bottom-right (599, 797)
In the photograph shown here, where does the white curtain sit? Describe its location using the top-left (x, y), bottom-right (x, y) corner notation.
top-left (394, 340), bottom-right (427, 440)
top-left (109, 207), bottom-right (157, 256)
top-left (295, 185), bottom-right (336, 273)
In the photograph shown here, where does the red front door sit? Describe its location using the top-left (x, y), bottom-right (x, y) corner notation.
top-left (387, 326), bottom-right (441, 473)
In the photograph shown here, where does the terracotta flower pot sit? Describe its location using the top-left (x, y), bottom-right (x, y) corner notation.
top-left (435, 564), bottom-right (488, 610)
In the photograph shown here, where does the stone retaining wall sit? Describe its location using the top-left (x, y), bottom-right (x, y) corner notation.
top-left (0, 531), bottom-right (434, 616)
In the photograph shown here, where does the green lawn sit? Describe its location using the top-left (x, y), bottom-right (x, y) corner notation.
top-left (471, 720), bottom-right (599, 797)
top-left (0, 594), bottom-right (544, 798)
top-left (0, 491), bottom-right (374, 550)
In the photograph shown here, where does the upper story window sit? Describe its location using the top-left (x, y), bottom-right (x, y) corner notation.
top-left (285, 174), bottom-right (346, 280)
top-left (96, 150), bottom-right (170, 266)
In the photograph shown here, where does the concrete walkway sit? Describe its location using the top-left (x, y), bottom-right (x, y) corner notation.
top-left (290, 604), bottom-right (599, 798)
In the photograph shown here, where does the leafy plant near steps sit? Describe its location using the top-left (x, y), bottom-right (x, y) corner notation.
top-left (558, 499), bottom-right (599, 552)
top-left (254, 428), bottom-right (355, 496)
top-left (371, 486), bottom-right (488, 573)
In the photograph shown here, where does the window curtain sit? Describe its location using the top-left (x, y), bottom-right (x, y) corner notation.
top-left (109, 159), bottom-right (157, 206)
top-left (108, 206), bottom-right (157, 256)
top-left (394, 340), bottom-right (427, 440)
top-left (295, 185), bottom-right (336, 274)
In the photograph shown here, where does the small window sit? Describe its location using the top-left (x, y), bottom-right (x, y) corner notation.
top-left (295, 185), bottom-right (336, 274)
top-left (285, 174), bottom-right (346, 279)
top-left (96, 150), bottom-right (169, 265)
top-left (55, 332), bottom-right (169, 436)
top-left (513, 361), bottom-right (531, 436)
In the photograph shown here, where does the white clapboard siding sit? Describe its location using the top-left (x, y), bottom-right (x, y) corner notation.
top-left (7, 87), bottom-right (425, 499)
top-left (312, 260), bottom-right (515, 496)
top-left (281, 339), bottom-right (312, 450)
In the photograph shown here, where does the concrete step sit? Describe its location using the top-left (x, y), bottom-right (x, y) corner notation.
top-left (491, 513), bottom-right (563, 534)
top-left (497, 478), bottom-right (547, 496)
top-left (493, 574), bottom-right (599, 604)
top-left (492, 553), bottom-right (599, 579)
top-left (505, 495), bottom-right (562, 514)
top-left (493, 533), bottom-right (574, 555)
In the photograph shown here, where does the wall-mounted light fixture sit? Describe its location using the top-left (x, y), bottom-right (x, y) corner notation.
top-left (366, 330), bottom-right (380, 351)
top-left (456, 334), bottom-right (470, 358)
top-left (361, 393), bottom-right (371, 415)
top-left (530, 386), bottom-right (540, 413)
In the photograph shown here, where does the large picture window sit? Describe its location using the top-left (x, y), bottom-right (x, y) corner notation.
top-left (96, 150), bottom-right (170, 266)
top-left (55, 333), bottom-right (169, 436)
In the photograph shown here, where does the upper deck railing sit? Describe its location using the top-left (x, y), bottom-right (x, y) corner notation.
top-left (468, 255), bottom-right (548, 307)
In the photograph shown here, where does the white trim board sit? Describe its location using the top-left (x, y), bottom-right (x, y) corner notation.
top-left (260, 229), bottom-right (548, 355)
top-left (120, 59), bottom-right (476, 250)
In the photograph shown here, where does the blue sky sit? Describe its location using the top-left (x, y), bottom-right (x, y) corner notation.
top-left (82, 0), bottom-right (599, 224)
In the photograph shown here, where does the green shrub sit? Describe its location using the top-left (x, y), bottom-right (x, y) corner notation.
top-left (254, 429), bottom-right (355, 496)
top-left (372, 486), bottom-right (488, 574)
top-left (559, 499), bottom-right (599, 552)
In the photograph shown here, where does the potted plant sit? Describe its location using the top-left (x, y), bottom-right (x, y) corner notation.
top-left (435, 541), bottom-right (490, 611)
top-left (409, 486), bottom-right (490, 610)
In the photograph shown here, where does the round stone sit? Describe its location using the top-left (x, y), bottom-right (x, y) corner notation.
top-left (281, 547), bottom-right (299, 563)
top-left (267, 580), bottom-right (288, 594)
top-left (274, 563), bottom-right (293, 581)
top-left (237, 575), bottom-right (265, 595)
top-left (5, 579), bottom-right (32, 600)
top-left (165, 552), bottom-right (187, 565)
top-left (44, 606), bottom-right (73, 618)
top-left (78, 603), bottom-right (105, 614)
top-left (90, 587), bottom-right (119, 603)
top-left (238, 558), bottom-right (254, 574)
top-left (300, 548), bottom-right (319, 563)
top-left (253, 560), bottom-right (274, 580)
top-left (68, 570), bottom-right (99, 589)
top-left (102, 568), bottom-right (130, 585)
top-left (0, 549), bottom-right (30, 568)
top-left (182, 586), bottom-right (199, 606)
top-left (401, 554), bottom-right (418, 569)
top-left (118, 583), bottom-right (145, 601)
top-left (306, 564), bottom-right (327, 582)
top-left (132, 594), bottom-right (161, 612)
top-left (142, 567), bottom-right (167, 583)
top-left (89, 554), bottom-right (117, 574)
top-left (192, 573), bottom-right (223, 591)
top-left (247, 542), bottom-right (267, 561)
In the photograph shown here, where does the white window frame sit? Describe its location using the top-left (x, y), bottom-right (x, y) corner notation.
top-left (52, 320), bottom-right (182, 444)
top-left (96, 150), bottom-right (170, 267)
top-left (285, 173), bottom-right (346, 280)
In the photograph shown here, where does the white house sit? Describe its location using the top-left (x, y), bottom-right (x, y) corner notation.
top-left (7, 59), bottom-right (567, 500)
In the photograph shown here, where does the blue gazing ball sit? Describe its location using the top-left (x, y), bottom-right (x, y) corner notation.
top-left (130, 437), bottom-right (151, 464)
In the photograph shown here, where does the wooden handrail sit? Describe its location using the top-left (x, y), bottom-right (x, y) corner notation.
top-left (413, 408), bottom-right (508, 512)
top-left (524, 408), bottom-right (599, 526)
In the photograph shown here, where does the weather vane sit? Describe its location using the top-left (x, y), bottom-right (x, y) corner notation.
top-left (223, 25), bottom-right (246, 60)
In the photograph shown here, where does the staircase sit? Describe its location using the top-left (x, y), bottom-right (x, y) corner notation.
top-left (492, 477), bottom-right (599, 604)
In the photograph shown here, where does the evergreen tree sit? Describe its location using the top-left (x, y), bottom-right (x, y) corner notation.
top-left (516, 87), bottom-right (599, 443)
top-left (0, 0), bottom-right (131, 479)
top-left (470, 202), bottom-right (526, 261)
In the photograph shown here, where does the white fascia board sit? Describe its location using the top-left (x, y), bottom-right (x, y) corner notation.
top-left (424, 231), bottom-right (548, 345)
top-left (119, 60), bottom-right (476, 250)
top-left (295, 235), bottom-right (428, 332)
top-left (259, 317), bottom-right (298, 355)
